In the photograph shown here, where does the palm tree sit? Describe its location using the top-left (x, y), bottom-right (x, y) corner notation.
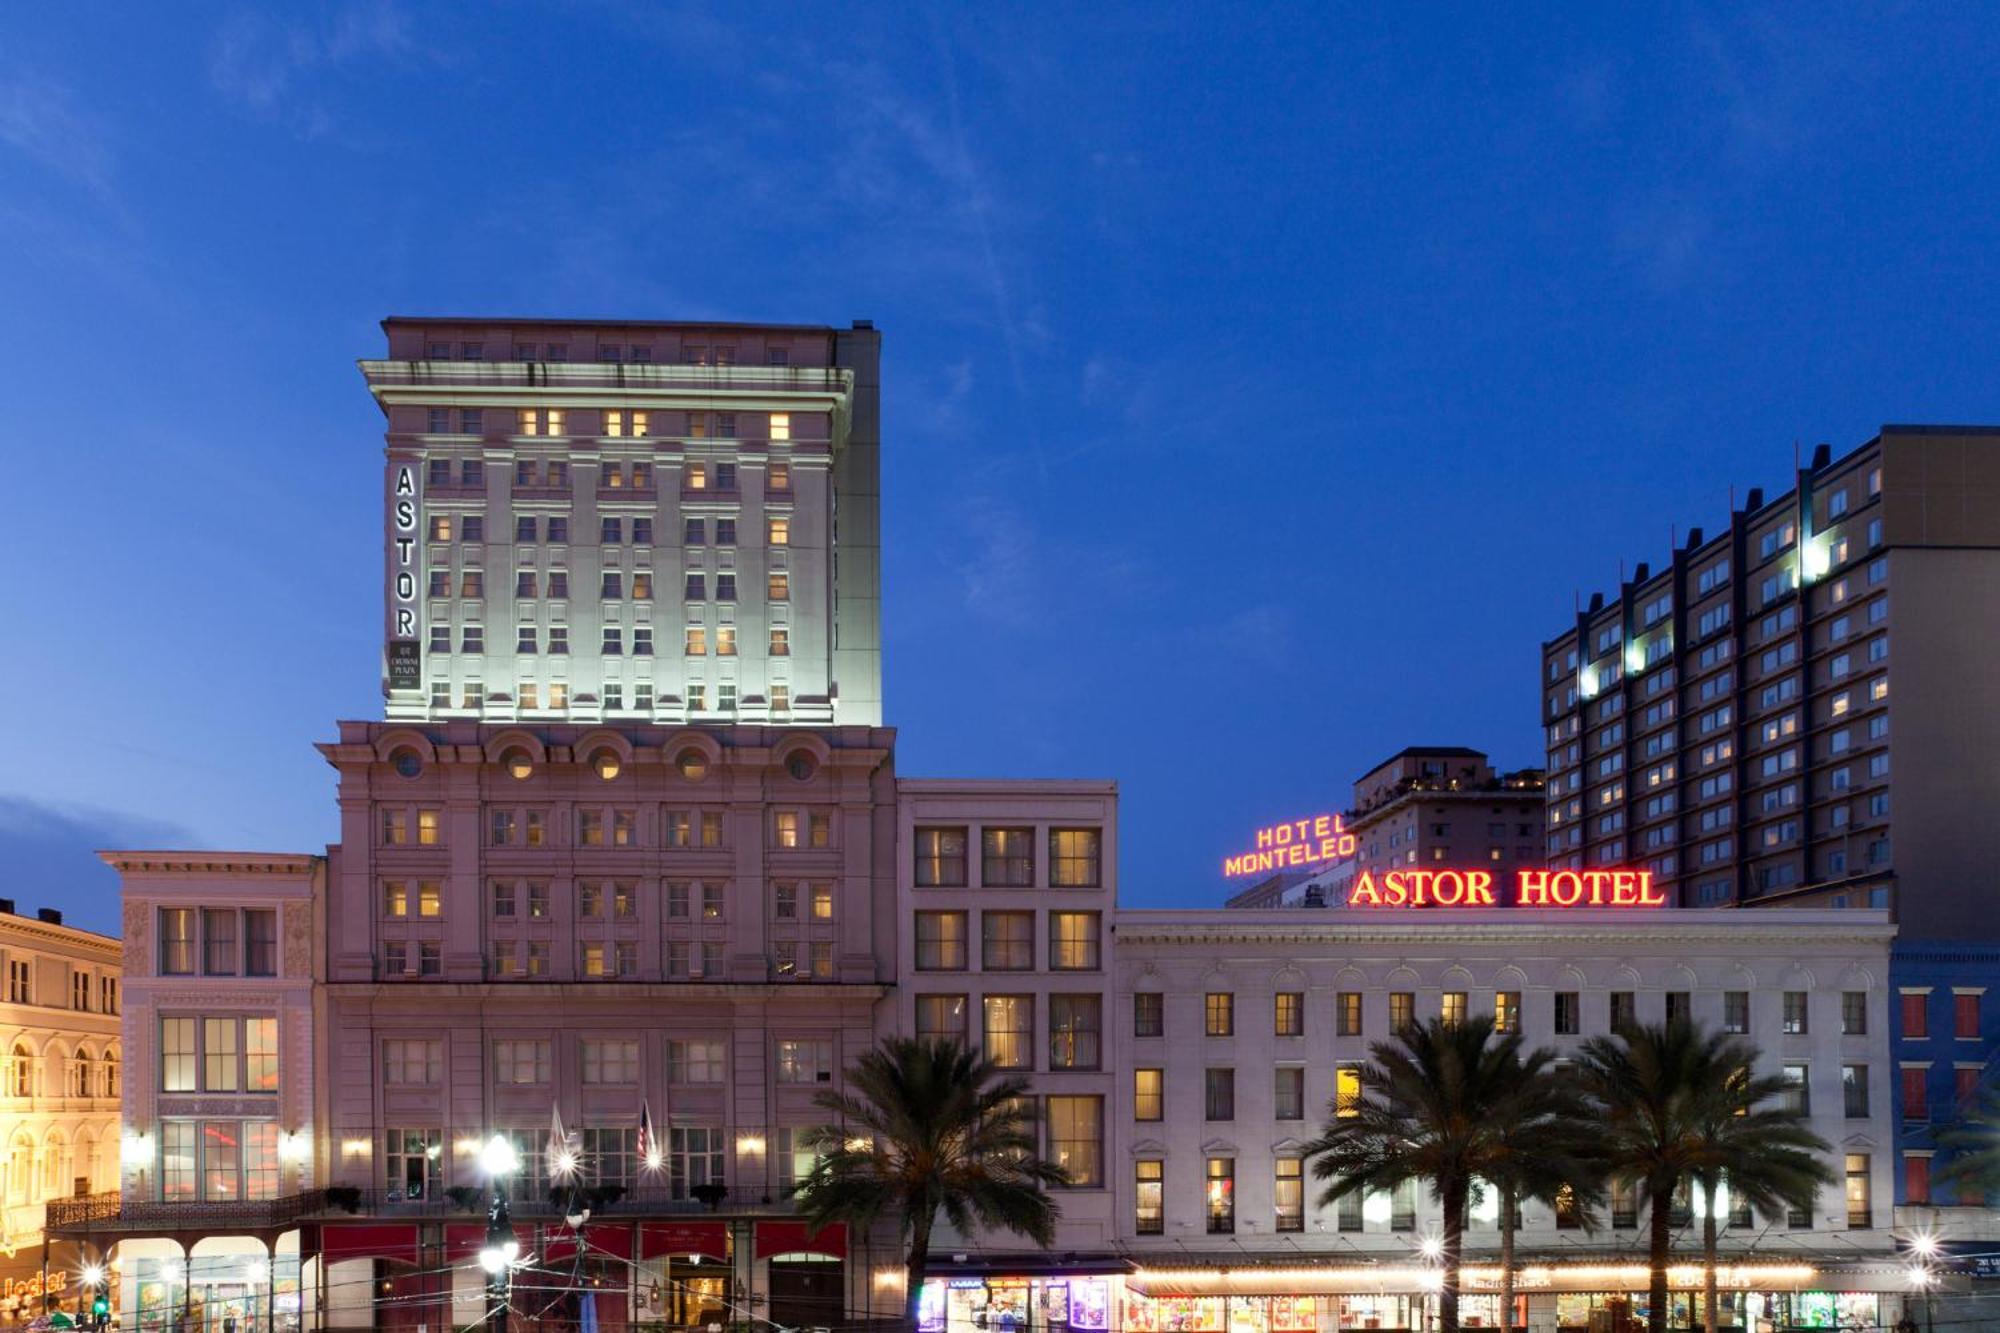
top-left (793, 1037), bottom-right (1068, 1329)
top-left (1480, 1064), bottom-right (1603, 1332)
top-left (1936, 1082), bottom-right (2000, 1202)
top-left (1575, 1020), bottom-right (1831, 1333)
top-left (1686, 1070), bottom-right (1832, 1333)
top-left (1302, 1014), bottom-right (1583, 1333)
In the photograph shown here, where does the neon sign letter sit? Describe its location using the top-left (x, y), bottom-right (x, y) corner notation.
top-left (1223, 814), bottom-right (1358, 877)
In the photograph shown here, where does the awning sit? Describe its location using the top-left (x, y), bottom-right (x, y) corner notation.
top-left (639, 1220), bottom-right (730, 1262)
top-left (542, 1223), bottom-right (634, 1264)
top-left (754, 1219), bottom-right (846, 1260)
top-left (318, 1223), bottom-right (421, 1266)
top-left (444, 1223), bottom-right (491, 1262)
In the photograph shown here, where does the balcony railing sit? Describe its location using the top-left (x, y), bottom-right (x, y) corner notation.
top-left (335, 1184), bottom-right (789, 1218)
top-left (47, 1190), bottom-right (324, 1234)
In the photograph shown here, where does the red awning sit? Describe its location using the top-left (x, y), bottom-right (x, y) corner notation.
top-left (638, 1220), bottom-right (730, 1262)
top-left (318, 1223), bottom-right (421, 1266)
top-left (444, 1223), bottom-right (490, 1262)
top-left (753, 1219), bottom-right (847, 1260)
top-left (541, 1223), bottom-right (634, 1264)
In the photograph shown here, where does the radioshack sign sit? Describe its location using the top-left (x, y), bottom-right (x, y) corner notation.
top-left (1348, 868), bottom-right (1667, 908)
top-left (1222, 815), bottom-right (1357, 878)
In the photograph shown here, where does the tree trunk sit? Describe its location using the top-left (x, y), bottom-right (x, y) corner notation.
top-left (904, 1212), bottom-right (934, 1330)
top-left (1701, 1178), bottom-right (1720, 1333)
top-left (1440, 1176), bottom-right (1467, 1333)
top-left (1500, 1184), bottom-right (1517, 1333)
top-left (1647, 1185), bottom-right (1672, 1333)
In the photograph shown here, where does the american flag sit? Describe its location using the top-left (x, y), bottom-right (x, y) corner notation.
top-left (637, 1100), bottom-right (658, 1165)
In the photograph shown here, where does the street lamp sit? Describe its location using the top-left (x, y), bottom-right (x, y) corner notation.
top-left (1905, 1263), bottom-right (1936, 1333)
top-left (478, 1136), bottom-right (521, 1333)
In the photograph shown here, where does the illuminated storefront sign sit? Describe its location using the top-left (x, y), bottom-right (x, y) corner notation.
top-left (387, 462), bottom-right (422, 689)
top-left (1222, 815), bottom-right (1356, 877)
top-left (1347, 868), bottom-right (1667, 908)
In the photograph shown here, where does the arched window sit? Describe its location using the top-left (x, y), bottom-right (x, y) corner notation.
top-left (10, 1044), bottom-right (32, 1099)
top-left (38, 1133), bottom-right (65, 1200)
top-left (71, 1053), bottom-right (92, 1099)
top-left (102, 1051), bottom-right (118, 1100)
top-left (7, 1131), bottom-right (32, 1204)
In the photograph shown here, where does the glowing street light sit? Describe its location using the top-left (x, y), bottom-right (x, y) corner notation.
top-left (478, 1134), bottom-right (521, 1333)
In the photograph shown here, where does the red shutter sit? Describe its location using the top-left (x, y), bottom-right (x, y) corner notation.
top-left (638, 1220), bottom-right (730, 1262)
top-left (1956, 993), bottom-right (1981, 1040)
top-left (543, 1223), bottom-right (634, 1264)
top-left (1902, 993), bottom-right (1929, 1039)
top-left (318, 1223), bottom-right (421, 1266)
top-left (1901, 1067), bottom-right (1929, 1121)
top-left (753, 1219), bottom-right (847, 1259)
top-left (1905, 1155), bottom-right (1931, 1206)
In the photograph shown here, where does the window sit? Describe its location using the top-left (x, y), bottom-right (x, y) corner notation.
top-left (775, 1039), bottom-right (834, 1084)
top-left (914, 911), bottom-right (967, 970)
top-left (981, 828), bottom-right (1034, 886)
top-left (1842, 1064), bottom-right (1870, 1118)
top-left (1048, 912), bottom-right (1101, 970)
top-left (1133, 1069), bottom-right (1163, 1121)
top-left (1389, 992), bottom-right (1415, 1031)
top-left (768, 517), bottom-right (790, 545)
top-left (684, 626), bottom-right (707, 656)
top-left (1901, 1067), bottom-right (1929, 1121)
top-left (1780, 1063), bottom-right (1810, 1115)
top-left (1335, 1064), bottom-right (1363, 1118)
top-left (1845, 1153), bottom-right (1872, 1228)
top-left (1275, 1157), bottom-right (1305, 1232)
top-left (1783, 992), bottom-right (1809, 1035)
top-left (1274, 1065), bottom-right (1306, 1120)
top-left (161, 1018), bottom-right (196, 1092)
top-left (383, 1039), bottom-right (442, 1085)
top-left (1205, 992), bottom-right (1234, 1037)
top-left (203, 909), bottom-right (238, 975)
top-left (1905, 1154), bottom-right (1932, 1207)
top-left (1494, 991), bottom-right (1520, 1034)
top-left (1205, 1157), bottom-right (1235, 1233)
top-left (1337, 992), bottom-right (1362, 1036)
top-left (1842, 992), bottom-right (1868, 1036)
top-left (668, 1040), bottom-right (725, 1084)
top-left (1204, 1067), bottom-right (1235, 1120)
top-left (1275, 992), bottom-right (1304, 1036)
top-left (1956, 992), bottom-right (1982, 1039)
top-left (1050, 828), bottom-right (1102, 886)
top-left (914, 827), bottom-right (968, 886)
top-left (1441, 992), bottom-right (1468, 1026)
top-left (1720, 991), bottom-right (1749, 1035)
top-left (983, 996), bottom-right (1032, 1070)
top-left (1134, 992), bottom-right (1163, 1038)
top-left (769, 628), bottom-right (788, 656)
top-left (581, 1039), bottom-right (640, 1084)
top-left (1554, 991), bottom-right (1580, 1035)
top-left (1049, 995), bottom-right (1101, 1069)
top-left (915, 995), bottom-right (967, 1044)
top-left (1046, 1095), bottom-right (1103, 1187)
top-left (981, 912), bottom-right (1033, 970)
top-left (1610, 992), bottom-right (1635, 1030)
top-left (160, 909), bottom-right (196, 975)
top-left (1135, 1160), bottom-right (1164, 1234)
top-left (669, 1126), bottom-right (725, 1200)
top-left (495, 1040), bottom-right (550, 1085)
top-left (770, 412), bottom-right (792, 441)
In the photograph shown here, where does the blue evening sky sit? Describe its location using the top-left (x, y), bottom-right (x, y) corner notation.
top-left (4, 5), bottom-right (1999, 932)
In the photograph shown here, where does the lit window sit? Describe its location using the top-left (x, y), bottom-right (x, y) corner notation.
top-left (770, 412), bottom-right (791, 441)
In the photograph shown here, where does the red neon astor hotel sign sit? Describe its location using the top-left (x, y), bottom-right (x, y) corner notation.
top-left (1348, 868), bottom-right (1667, 909)
top-left (1222, 815), bottom-right (1357, 877)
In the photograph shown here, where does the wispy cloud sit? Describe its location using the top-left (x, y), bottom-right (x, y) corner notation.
top-left (207, 0), bottom-right (421, 138)
top-left (0, 70), bottom-right (114, 195)
top-left (0, 795), bottom-right (199, 935)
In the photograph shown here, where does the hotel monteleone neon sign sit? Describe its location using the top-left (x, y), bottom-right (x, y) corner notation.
top-left (1222, 815), bottom-right (1358, 877)
top-left (1347, 867), bottom-right (1668, 909)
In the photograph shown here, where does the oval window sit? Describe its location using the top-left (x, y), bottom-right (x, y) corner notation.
top-left (503, 749), bottom-right (534, 781)
top-left (391, 749), bottom-right (423, 779)
top-left (675, 748), bottom-right (709, 782)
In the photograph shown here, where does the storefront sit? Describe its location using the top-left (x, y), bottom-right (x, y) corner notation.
top-left (918, 1272), bottom-right (1120, 1333)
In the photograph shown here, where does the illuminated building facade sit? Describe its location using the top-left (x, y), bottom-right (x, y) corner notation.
top-left (1540, 424), bottom-right (2000, 1219)
top-left (366, 318), bottom-right (883, 728)
top-left (1224, 747), bottom-right (1544, 909)
top-left (1539, 425), bottom-right (2000, 928)
top-left (0, 902), bottom-right (122, 1308)
top-left (915, 906), bottom-right (1918, 1333)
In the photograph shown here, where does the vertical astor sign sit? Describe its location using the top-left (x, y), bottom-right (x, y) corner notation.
top-left (388, 462), bottom-right (422, 688)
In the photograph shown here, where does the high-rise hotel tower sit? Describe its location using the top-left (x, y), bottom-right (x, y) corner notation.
top-left (365, 318), bottom-right (883, 726)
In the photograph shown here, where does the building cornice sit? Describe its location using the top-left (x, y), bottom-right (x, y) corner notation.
top-left (359, 361), bottom-right (853, 414)
top-left (1114, 908), bottom-right (1896, 949)
top-left (99, 851), bottom-right (319, 877)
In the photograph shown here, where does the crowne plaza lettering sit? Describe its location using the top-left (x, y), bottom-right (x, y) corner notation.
top-left (1346, 867), bottom-right (1666, 908)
